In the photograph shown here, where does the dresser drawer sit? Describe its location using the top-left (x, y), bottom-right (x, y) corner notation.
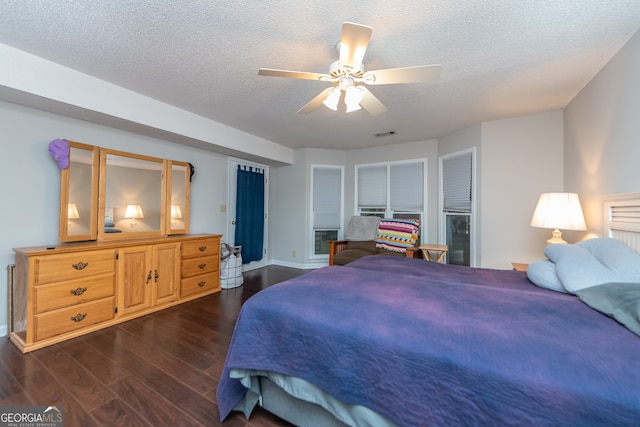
top-left (34, 297), bottom-right (115, 341)
top-left (181, 255), bottom-right (219, 278)
top-left (182, 239), bottom-right (219, 259)
top-left (34, 273), bottom-right (115, 313)
top-left (181, 272), bottom-right (220, 298)
top-left (33, 249), bottom-right (116, 285)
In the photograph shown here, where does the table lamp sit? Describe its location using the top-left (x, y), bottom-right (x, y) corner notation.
top-left (530, 193), bottom-right (586, 244)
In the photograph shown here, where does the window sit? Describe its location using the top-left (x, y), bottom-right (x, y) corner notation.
top-left (440, 149), bottom-right (474, 266)
top-left (311, 165), bottom-right (343, 257)
top-left (355, 160), bottom-right (426, 235)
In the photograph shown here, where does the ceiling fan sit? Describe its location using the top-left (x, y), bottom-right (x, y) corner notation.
top-left (258, 22), bottom-right (441, 116)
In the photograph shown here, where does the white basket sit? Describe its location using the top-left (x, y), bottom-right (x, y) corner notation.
top-left (221, 243), bottom-right (244, 289)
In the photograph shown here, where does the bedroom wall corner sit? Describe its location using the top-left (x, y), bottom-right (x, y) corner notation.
top-left (564, 29), bottom-right (640, 238)
top-left (480, 110), bottom-right (564, 269)
top-left (269, 149), bottom-right (312, 268)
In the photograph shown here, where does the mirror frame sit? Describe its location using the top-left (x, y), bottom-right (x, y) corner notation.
top-left (97, 148), bottom-right (167, 241)
top-left (166, 160), bottom-right (190, 235)
top-left (59, 141), bottom-right (99, 242)
top-left (58, 143), bottom-right (190, 242)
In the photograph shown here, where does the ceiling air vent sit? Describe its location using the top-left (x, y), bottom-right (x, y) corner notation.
top-left (374, 131), bottom-right (396, 137)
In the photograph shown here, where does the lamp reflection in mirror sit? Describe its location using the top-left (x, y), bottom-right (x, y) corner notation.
top-left (170, 204), bottom-right (182, 225)
top-left (124, 204), bottom-right (144, 229)
top-left (67, 203), bottom-right (79, 226)
top-left (530, 193), bottom-right (586, 245)
top-left (68, 203), bottom-right (80, 220)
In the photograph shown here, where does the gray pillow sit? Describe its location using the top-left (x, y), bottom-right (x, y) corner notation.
top-left (345, 216), bottom-right (380, 241)
top-left (576, 282), bottom-right (640, 337)
top-left (527, 259), bottom-right (568, 293)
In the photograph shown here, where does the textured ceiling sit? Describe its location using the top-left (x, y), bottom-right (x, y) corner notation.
top-left (1, 1), bottom-right (639, 151)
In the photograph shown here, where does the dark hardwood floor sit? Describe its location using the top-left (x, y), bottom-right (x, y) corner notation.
top-left (0, 265), bottom-right (309, 427)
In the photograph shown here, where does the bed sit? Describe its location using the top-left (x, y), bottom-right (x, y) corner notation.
top-left (217, 227), bottom-right (640, 426)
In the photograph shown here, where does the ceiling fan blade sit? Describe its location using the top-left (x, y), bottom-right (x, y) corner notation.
top-left (297, 87), bottom-right (334, 114)
top-left (363, 64), bottom-right (442, 85)
top-left (358, 86), bottom-right (387, 116)
top-left (259, 68), bottom-right (332, 81)
top-left (339, 22), bottom-right (372, 69)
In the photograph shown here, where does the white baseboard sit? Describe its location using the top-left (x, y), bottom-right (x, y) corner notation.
top-left (269, 259), bottom-right (327, 270)
top-left (0, 324), bottom-right (7, 338)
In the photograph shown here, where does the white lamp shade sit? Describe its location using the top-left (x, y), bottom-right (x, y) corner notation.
top-left (68, 203), bottom-right (80, 219)
top-left (322, 88), bottom-right (340, 111)
top-left (170, 204), bottom-right (182, 219)
top-left (344, 86), bottom-right (363, 112)
top-left (124, 204), bottom-right (144, 219)
top-left (530, 193), bottom-right (586, 231)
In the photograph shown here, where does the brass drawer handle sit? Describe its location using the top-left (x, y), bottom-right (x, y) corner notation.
top-left (70, 287), bottom-right (87, 296)
top-left (197, 281), bottom-right (206, 288)
top-left (72, 261), bottom-right (89, 270)
top-left (198, 245), bottom-right (207, 252)
top-left (146, 271), bottom-right (152, 284)
top-left (70, 313), bottom-right (87, 322)
top-left (154, 269), bottom-right (159, 282)
top-left (198, 263), bottom-right (206, 269)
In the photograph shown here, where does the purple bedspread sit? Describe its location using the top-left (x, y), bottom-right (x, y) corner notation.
top-left (347, 255), bottom-right (564, 295)
top-left (217, 263), bottom-right (640, 426)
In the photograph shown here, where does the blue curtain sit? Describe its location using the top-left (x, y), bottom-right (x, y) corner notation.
top-left (234, 166), bottom-right (264, 264)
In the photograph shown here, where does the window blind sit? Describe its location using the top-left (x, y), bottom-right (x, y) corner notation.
top-left (443, 153), bottom-right (472, 213)
top-left (313, 167), bottom-right (341, 229)
top-left (390, 162), bottom-right (424, 211)
top-left (358, 165), bottom-right (387, 208)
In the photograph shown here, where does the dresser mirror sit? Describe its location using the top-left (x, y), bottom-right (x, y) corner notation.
top-left (58, 144), bottom-right (190, 242)
top-left (59, 142), bottom-right (99, 242)
top-left (98, 149), bottom-right (165, 240)
top-left (167, 160), bottom-right (190, 234)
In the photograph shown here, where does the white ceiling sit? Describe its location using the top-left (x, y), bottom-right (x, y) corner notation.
top-left (1, 1), bottom-right (639, 151)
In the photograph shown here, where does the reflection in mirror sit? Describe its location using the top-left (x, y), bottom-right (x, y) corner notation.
top-left (100, 150), bottom-right (164, 239)
top-left (59, 142), bottom-right (98, 242)
top-left (168, 161), bottom-right (189, 234)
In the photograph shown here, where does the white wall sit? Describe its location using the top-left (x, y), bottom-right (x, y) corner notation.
top-left (564, 30), bottom-right (640, 236)
top-left (270, 148), bottom-right (347, 268)
top-left (0, 101), bottom-right (230, 336)
top-left (480, 111), bottom-right (564, 268)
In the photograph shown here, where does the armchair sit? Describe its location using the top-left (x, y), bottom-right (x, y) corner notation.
top-left (329, 216), bottom-right (421, 266)
top-left (329, 239), bottom-right (419, 266)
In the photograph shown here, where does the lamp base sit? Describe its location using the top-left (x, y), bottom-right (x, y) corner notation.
top-left (547, 229), bottom-right (567, 245)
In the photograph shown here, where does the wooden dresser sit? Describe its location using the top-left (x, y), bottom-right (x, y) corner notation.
top-left (11, 234), bottom-right (221, 353)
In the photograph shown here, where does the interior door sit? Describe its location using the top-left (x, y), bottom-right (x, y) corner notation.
top-left (227, 158), bottom-right (269, 270)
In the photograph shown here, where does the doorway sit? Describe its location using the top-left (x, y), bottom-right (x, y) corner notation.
top-left (227, 158), bottom-right (269, 271)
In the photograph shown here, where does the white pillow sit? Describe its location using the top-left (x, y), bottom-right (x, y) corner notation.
top-left (577, 238), bottom-right (640, 282)
top-left (544, 244), bottom-right (620, 293)
top-left (526, 259), bottom-right (568, 293)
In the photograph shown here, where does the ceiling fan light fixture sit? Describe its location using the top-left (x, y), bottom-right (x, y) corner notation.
top-left (345, 85), bottom-right (363, 113)
top-left (322, 87), bottom-right (340, 111)
top-left (345, 102), bottom-right (361, 113)
top-left (259, 22), bottom-right (441, 116)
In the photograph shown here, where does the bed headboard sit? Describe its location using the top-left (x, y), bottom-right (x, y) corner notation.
top-left (604, 193), bottom-right (640, 254)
